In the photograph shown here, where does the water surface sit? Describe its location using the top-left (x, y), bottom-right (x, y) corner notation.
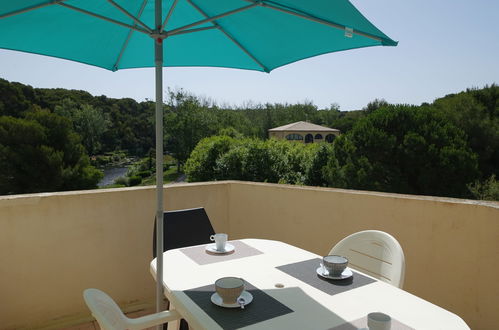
top-left (98, 167), bottom-right (128, 187)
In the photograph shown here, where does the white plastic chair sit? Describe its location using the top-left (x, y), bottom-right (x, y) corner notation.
top-left (83, 288), bottom-right (180, 330)
top-left (329, 230), bottom-right (405, 288)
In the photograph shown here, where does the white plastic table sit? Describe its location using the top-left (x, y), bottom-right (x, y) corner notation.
top-left (150, 239), bottom-right (469, 330)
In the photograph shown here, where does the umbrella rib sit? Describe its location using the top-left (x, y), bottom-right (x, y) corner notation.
top-left (106, 0), bottom-right (152, 33)
top-left (0, 0), bottom-right (67, 20)
top-left (186, 0), bottom-right (269, 72)
top-left (112, 0), bottom-right (149, 71)
top-left (58, 2), bottom-right (150, 35)
top-left (166, 3), bottom-right (258, 36)
top-left (169, 25), bottom-right (218, 36)
top-left (243, 0), bottom-right (384, 42)
top-left (161, 0), bottom-right (179, 33)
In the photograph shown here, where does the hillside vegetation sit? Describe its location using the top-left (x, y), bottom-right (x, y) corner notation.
top-left (0, 78), bottom-right (497, 199)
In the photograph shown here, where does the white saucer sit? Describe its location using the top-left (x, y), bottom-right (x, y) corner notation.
top-left (210, 291), bottom-right (253, 308)
top-left (205, 243), bottom-right (235, 254)
top-left (316, 266), bottom-right (353, 280)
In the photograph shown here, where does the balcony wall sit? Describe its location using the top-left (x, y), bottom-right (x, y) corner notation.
top-left (1, 181), bottom-right (498, 329)
top-left (227, 182), bottom-right (499, 330)
top-left (0, 182), bottom-right (230, 330)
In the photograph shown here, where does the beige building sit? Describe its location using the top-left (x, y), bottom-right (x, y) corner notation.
top-left (268, 121), bottom-right (340, 143)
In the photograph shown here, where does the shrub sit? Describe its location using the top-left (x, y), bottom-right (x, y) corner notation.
top-left (93, 155), bottom-right (111, 166)
top-left (185, 135), bottom-right (237, 182)
top-left (305, 143), bottom-right (333, 186)
top-left (128, 175), bottom-right (142, 186)
top-left (185, 134), bottom-right (327, 186)
top-left (468, 175), bottom-right (499, 201)
top-left (215, 145), bottom-right (247, 180)
top-left (241, 139), bottom-right (274, 182)
top-left (114, 177), bottom-right (128, 186)
top-left (137, 170), bottom-right (151, 178)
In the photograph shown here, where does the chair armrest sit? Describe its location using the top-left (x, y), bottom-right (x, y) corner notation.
top-left (128, 310), bottom-right (181, 329)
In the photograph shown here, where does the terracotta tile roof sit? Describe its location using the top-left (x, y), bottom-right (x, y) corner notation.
top-left (268, 121), bottom-right (340, 132)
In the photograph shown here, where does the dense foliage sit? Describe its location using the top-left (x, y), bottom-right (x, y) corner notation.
top-left (185, 134), bottom-right (320, 185)
top-left (467, 175), bottom-right (499, 201)
top-left (1, 77), bottom-right (497, 200)
top-left (185, 105), bottom-right (479, 198)
top-left (0, 78), bottom-right (362, 161)
top-left (0, 78), bottom-right (155, 155)
top-left (185, 85), bottom-right (498, 200)
top-left (433, 86), bottom-right (499, 180)
top-left (54, 98), bottom-right (109, 154)
top-left (326, 105), bottom-right (478, 197)
top-left (0, 108), bottom-right (102, 194)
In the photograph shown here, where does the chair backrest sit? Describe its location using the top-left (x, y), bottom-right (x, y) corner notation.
top-left (329, 230), bottom-right (405, 288)
top-left (153, 207), bottom-right (215, 258)
top-left (83, 288), bottom-right (129, 330)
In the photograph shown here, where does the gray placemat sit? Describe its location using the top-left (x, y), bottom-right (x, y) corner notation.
top-left (276, 258), bottom-right (375, 295)
top-left (328, 316), bottom-right (414, 330)
top-left (180, 240), bottom-right (263, 265)
top-left (184, 281), bottom-right (293, 330)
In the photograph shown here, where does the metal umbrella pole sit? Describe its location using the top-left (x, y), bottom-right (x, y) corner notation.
top-left (154, 0), bottom-right (164, 316)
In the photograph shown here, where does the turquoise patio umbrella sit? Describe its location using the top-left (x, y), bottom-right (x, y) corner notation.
top-left (0, 0), bottom-right (397, 312)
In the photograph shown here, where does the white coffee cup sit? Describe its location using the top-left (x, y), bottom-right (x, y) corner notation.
top-left (322, 255), bottom-right (348, 276)
top-left (210, 233), bottom-right (228, 251)
top-left (368, 312), bottom-right (391, 330)
top-left (215, 277), bottom-right (244, 304)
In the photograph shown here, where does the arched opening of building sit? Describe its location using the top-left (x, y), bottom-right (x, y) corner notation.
top-left (305, 134), bottom-right (314, 143)
top-left (315, 134), bottom-right (323, 140)
top-left (325, 134), bottom-right (335, 143)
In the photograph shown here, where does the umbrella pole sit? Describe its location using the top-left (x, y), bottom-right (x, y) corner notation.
top-left (154, 0), bottom-right (164, 320)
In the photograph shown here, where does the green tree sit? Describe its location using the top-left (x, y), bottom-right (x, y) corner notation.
top-left (467, 175), bottom-right (499, 201)
top-left (313, 104), bottom-right (341, 127)
top-left (330, 110), bottom-right (366, 134)
top-left (165, 90), bottom-right (220, 170)
top-left (0, 78), bottom-right (31, 117)
top-left (305, 143), bottom-right (333, 186)
top-left (184, 135), bottom-right (236, 182)
top-left (0, 110), bottom-right (102, 195)
top-left (266, 139), bottom-right (318, 184)
top-left (186, 134), bottom-right (320, 185)
top-left (54, 98), bottom-right (109, 154)
top-left (363, 98), bottom-right (389, 114)
top-left (215, 142), bottom-right (247, 180)
top-left (326, 105), bottom-right (479, 198)
top-left (433, 85), bottom-right (499, 179)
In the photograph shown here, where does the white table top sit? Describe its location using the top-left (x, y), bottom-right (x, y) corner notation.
top-left (150, 238), bottom-right (469, 330)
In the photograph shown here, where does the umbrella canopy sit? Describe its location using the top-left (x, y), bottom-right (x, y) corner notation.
top-left (0, 0), bottom-right (396, 72)
top-left (0, 0), bottom-right (397, 314)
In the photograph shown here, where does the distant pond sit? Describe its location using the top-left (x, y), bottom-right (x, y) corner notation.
top-left (98, 166), bottom-right (129, 187)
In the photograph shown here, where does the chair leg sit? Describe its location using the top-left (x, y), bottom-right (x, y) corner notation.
top-left (162, 299), bottom-right (170, 330)
top-left (164, 298), bottom-right (189, 330)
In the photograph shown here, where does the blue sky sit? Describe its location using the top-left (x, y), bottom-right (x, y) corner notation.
top-left (0, 0), bottom-right (498, 111)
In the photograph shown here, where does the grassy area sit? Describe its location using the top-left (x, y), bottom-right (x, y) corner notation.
top-left (100, 183), bottom-right (127, 189)
top-left (140, 165), bottom-right (182, 185)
